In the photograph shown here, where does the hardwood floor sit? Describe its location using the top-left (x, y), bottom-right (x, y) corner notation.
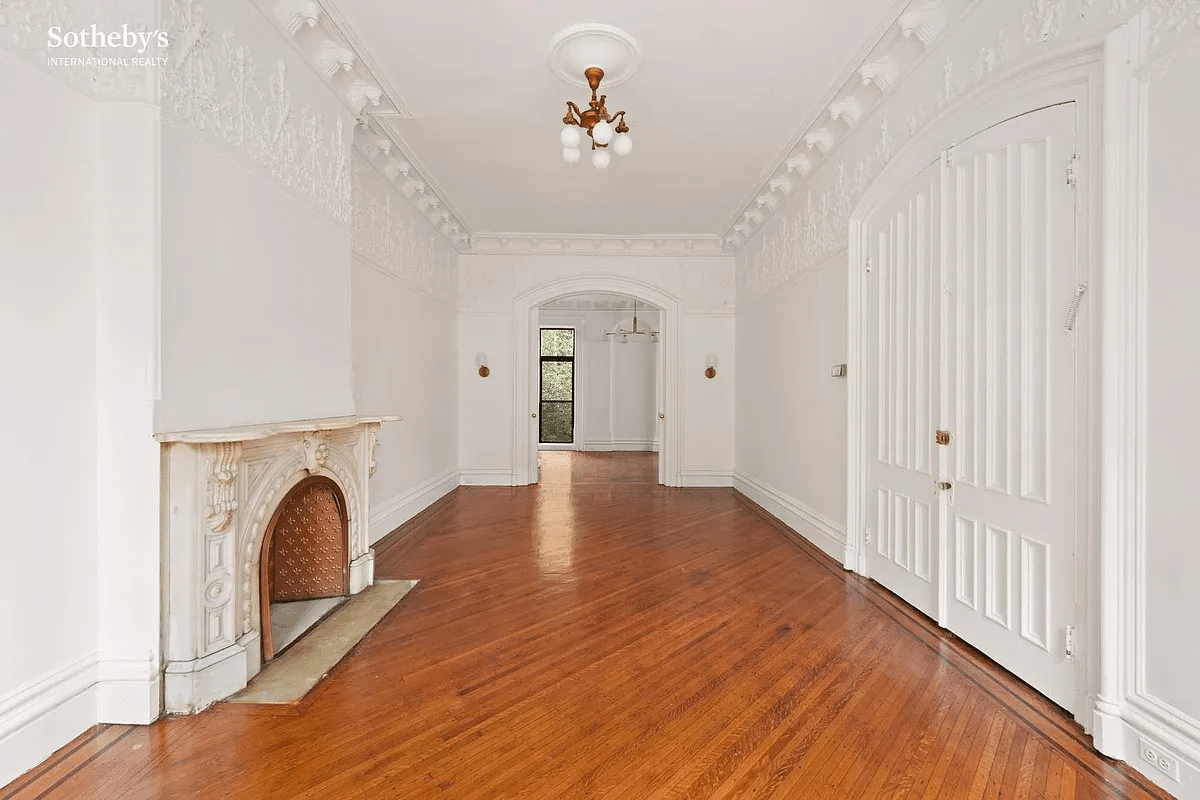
top-left (2, 452), bottom-right (1171, 799)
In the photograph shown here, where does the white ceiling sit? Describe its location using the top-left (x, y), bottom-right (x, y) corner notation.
top-left (332, 0), bottom-right (904, 238)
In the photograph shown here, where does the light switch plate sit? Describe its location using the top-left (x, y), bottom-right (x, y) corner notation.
top-left (831, 364), bottom-right (847, 378)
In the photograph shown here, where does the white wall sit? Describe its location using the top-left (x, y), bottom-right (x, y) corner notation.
top-left (154, 0), bottom-right (356, 435)
top-left (351, 156), bottom-right (460, 542)
top-left (735, 259), bottom-right (847, 556)
top-left (1144, 42), bottom-right (1200, 737)
top-left (459, 255), bottom-right (735, 486)
top-left (733, 0), bottom-right (1200, 796)
top-left (92, 100), bottom-right (162, 728)
top-left (538, 307), bottom-right (660, 451)
top-left (0, 54), bottom-right (102, 787)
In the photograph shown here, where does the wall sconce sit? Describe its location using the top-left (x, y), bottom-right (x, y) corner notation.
top-left (477, 353), bottom-right (490, 378)
top-left (704, 355), bottom-right (718, 379)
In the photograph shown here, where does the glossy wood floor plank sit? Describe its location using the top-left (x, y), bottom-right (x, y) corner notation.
top-left (2, 452), bottom-right (1172, 799)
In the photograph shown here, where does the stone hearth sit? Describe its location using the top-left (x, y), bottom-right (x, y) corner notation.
top-left (157, 416), bottom-right (398, 713)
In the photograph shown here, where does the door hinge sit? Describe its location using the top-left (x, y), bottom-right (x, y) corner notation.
top-left (1065, 624), bottom-right (1075, 659)
top-left (942, 143), bottom-right (956, 168)
top-left (1066, 154), bottom-right (1077, 187)
top-left (864, 525), bottom-right (871, 545)
top-left (865, 256), bottom-right (873, 275)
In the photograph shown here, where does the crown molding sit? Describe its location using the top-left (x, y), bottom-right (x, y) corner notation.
top-left (465, 234), bottom-right (728, 257)
top-left (721, 0), bottom-right (946, 250)
top-left (302, 0), bottom-right (412, 118)
top-left (252, 0), bottom-right (472, 250)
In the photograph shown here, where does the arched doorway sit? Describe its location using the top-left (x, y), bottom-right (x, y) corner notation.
top-left (512, 276), bottom-right (682, 487)
top-left (536, 292), bottom-right (663, 483)
top-left (258, 475), bottom-right (350, 660)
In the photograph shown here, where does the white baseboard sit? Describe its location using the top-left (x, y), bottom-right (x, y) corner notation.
top-left (369, 469), bottom-right (460, 543)
top-left (96, 652), bottom-right (160, 724)
top-left (1104, 697), bottom-right (1200, 799)
top-left (0, 654), bottom-right (98, 788)
top-left (458, 467), bottom-right (515, 486)
top-left (733, 471), bottom-right (847, 562)
top-left (580, 440), bottom-right (658, 452)
top-left (680, 469), bottom-right (734, 487)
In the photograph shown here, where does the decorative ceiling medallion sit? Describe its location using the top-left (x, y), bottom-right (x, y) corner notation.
top-left (548, 23), bottom-right (641, 89)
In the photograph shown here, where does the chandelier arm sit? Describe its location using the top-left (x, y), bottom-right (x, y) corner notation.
top-left (610, 110), bottom-right (629, 133)
top-left (563, 101), bottom-right (585, 125)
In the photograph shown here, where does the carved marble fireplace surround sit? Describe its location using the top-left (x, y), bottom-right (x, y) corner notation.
top-left (157, 416), bottom-right (397, 713)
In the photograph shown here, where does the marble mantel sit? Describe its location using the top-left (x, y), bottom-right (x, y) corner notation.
top-left (159, 416), bottom-right (399, 713)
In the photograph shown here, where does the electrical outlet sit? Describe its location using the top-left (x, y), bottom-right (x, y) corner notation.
top-left (1138, 737), bottom-right (1182, 782)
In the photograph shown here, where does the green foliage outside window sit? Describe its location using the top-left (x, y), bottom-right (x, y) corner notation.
top-left (540, 329), bottom-right (575, 443)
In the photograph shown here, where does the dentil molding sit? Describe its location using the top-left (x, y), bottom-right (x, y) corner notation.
top-left (351, 153), bottom-right (458, 304)
top-left (735, 0), bottom-right (1200, 301)
top-left (458, 257), bottom-right (735, 315)
top-left (722, 0), bottom-right (950, 252)
top-left (250, 0), bottom-right (473, 251)
top-left (467, 234), bottom-right (726, 258)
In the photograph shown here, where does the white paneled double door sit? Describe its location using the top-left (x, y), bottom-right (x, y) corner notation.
top-left (863, 103), bottom-right (1080, 711)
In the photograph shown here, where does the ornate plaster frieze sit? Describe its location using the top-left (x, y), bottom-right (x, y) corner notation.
top-left (350, 118), bottom-right (471, 252)
top-left (245, 0), bottom-right (470, 249)
top-left (351, 153), bottom-right (458, 304)
top-left (466, 234), bottom-right (726, 258)
top-left (160, 0), bottom-right (353, 225)
top-left (0, 0), bottom-right (160, 100)
top-left (735, 0), bottom-right (1200, 302)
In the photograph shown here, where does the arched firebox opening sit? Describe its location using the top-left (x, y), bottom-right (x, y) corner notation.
top-left (258, 475), bottom-right (350, 661)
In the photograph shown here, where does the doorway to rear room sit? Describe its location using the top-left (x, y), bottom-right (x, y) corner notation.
top-left (534, 292), bottom-right (662, 485)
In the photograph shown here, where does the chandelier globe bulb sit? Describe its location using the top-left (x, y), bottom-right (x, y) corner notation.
top-left (592, 120), bottom-right (614, 145)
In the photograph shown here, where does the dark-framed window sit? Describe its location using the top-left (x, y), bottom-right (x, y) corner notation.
top-left (539, 328), bottom-right (575, 444)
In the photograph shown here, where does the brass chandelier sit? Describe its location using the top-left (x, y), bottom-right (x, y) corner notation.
top-left (559, 67), bottom-right (633, 169)
top-left (605, 301), bottom-right (658, 343)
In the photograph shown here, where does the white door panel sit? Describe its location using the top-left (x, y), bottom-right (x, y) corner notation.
top-left (943, 103), bottom-right (1078, 709)
top-left (863, 103), bottom-right (1079, 712)
top-left (865, 160), bottom-right (941, 617)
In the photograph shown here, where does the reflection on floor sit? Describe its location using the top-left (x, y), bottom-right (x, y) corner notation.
top-left (7, 460), bottom-right (1170, 799)
top-left (537, 450), bottom-right (658, 485)
top-left (269, 597), bottom-right (345, 655)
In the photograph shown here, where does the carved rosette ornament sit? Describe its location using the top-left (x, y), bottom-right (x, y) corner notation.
top-left (204, 442), bottom-right (241, 532)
